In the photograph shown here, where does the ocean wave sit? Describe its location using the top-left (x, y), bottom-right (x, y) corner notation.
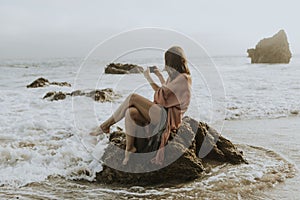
top-left (0, 144), bottom-right (296, 199)
top-left (0, 56), bottom-right (299, 198)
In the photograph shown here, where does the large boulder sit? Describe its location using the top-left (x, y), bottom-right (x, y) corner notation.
top-left (105, 63), bottom-right (144, 74)
top-left (27, 77), bottom-right (71, 88)
top-left (247, 30), bottom-right (292, 64)
top-left (96, 117), bottom-right (247, 185)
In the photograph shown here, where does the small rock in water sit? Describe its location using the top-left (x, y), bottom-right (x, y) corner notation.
top-left (27, 77), bottom-right (50, 88)
top-left (290, 110), bottom-right (299, 115)
top-left (70, 90), bottom-right (85, 96)
top-left (27, 77), bottom-right (71, 88)
top-left (51, 81), bottom-right (71, 87)
top-left (43, 88), bottom-right (120, 102)
top-left (43, 91), bottom-right (66, 101)
top-left (43, 91), bottom-right (56, 99)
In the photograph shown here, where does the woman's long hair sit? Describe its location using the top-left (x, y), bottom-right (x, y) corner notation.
top-left (165, 46), bottom-right (190, 80)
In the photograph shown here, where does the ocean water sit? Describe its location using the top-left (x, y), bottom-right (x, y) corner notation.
top-left (0, 55), bottom-right (299, 199)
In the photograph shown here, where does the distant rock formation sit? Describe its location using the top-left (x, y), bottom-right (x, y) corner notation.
top-left (43, 88), bottom-right (120, 102)
top-left (105, 63), bottom-right (144, 74)
top-left (96, 117), bottom-right (247, 185)
top-left (27, 77), bottom-right (71, 88)
top-left (247, 30), bottom-right (292, 64)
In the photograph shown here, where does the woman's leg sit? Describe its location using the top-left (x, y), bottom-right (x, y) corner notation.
top-left (122, 107), bottom-right (148, 165)
top-left (101, 93), bottom-right (161, 132)
top-left (97, 93), bottom-right (162, 165)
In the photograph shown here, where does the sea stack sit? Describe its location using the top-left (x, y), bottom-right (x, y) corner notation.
top-left (247, 30), bottom-right (292, 64)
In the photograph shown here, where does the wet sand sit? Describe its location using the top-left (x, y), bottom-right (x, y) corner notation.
top-left (222, 116), bottom-right (300, 199)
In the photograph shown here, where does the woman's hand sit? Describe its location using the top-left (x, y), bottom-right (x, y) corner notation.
top-left (153, 67), bottom-right (165, 85)
top-left (144, 67), bottom-right (161, 91)
top-left (153, 67), bottom-right (162, 77)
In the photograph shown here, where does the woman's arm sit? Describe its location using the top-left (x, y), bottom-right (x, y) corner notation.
top-left (153, 68), bottom-right (165, 85)
top-left (144, 68), bottom-right (160, 91)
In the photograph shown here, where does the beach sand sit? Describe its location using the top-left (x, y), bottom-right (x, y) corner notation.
top-left (222, 116), bottom-right (300, 199)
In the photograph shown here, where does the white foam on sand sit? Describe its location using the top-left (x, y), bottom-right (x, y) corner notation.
top-left (0, 58), bottom-right (112, 186)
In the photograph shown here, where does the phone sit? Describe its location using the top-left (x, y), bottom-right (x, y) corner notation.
top-left (149, 66), bottom-right (156, 73)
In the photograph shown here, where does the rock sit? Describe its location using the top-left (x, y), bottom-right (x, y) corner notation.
top-left (43, 88), bottom-right (120, 102)
top-left (95, 116), bottom-right (247, 185)
top-left (70, 90), bottom-right (85, 96)
top-left (27, 77), bottom-right (50, 88)
top-left (52, 92), bottom-right (66, 101)
top-left (27, 77), bottom-right (71, 88)
top-left (247, 30), bottom-right (292, 64)
top-left (43, 91), bottom-right (56, 99)
top-left (43, 91), bottom-right (66, 101)
top-left (86, 89), bottom-right (117, 102)
top-left (51, 81), bottom-right (71, 87)
top-left (290, 110), bottom-right (299, 115)
top-left (105, 63), bottom-right (144, 74)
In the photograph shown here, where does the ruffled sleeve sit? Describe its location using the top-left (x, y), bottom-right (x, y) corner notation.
top-left (154, 74), bottom-right (189, 108)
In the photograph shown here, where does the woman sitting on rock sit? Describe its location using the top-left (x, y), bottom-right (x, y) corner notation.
top-left (90, 46), bottom-right (192, 165)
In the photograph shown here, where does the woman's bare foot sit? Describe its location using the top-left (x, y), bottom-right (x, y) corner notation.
top-left (122, 146), bottom-right (137, 165)
top-left (89, 124), bottom-right (110, 136)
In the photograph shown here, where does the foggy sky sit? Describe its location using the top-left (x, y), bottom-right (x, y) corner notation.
top-left (0, 0), bottom-right (299, 59)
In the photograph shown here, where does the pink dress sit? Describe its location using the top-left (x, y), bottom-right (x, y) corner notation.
top-left (152, 73), bottom-right (191, 164)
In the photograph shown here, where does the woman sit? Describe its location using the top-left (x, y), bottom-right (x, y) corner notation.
top-left (90, 46), bottom-right (191, 165)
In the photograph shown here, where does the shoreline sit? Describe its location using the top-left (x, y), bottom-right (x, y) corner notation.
top-left (222, 116), bottom-right (300, 198)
